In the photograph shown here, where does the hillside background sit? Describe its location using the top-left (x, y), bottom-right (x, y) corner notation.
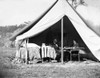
top-left (0, 21), bottom-right (31, 48)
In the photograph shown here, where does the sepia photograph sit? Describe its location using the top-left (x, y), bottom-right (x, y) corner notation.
top-left (0, 0), bottom-right (100, 78)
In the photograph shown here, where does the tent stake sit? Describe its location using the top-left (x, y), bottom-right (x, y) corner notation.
top-left (61, 17), bottom-right (64, 64)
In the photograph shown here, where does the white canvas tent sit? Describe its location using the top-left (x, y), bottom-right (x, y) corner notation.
top-left (10, 0), bottom-right (100, 61)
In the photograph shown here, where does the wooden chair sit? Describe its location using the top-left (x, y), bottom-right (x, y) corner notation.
top-left (70, 49), bottom-right (80, 61)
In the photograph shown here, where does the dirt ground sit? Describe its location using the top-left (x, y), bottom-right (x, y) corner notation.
top-left (0, 47), bottom-right (100, 78)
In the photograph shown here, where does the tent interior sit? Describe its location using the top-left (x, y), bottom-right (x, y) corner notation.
top-left (27, 16), bottom-right (97, 61)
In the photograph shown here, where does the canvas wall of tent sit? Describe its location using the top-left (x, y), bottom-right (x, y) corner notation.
top-left (10, 0), bottom-right (100, 62)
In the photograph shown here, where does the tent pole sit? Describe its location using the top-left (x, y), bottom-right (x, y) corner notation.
top-left (25, 39), bottom-right (28, 64)
top-left (61, 17), bottom-right (64, 64)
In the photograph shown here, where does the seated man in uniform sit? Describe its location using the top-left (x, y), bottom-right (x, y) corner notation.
top-left (71, 40), bottom-right (80, 61)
